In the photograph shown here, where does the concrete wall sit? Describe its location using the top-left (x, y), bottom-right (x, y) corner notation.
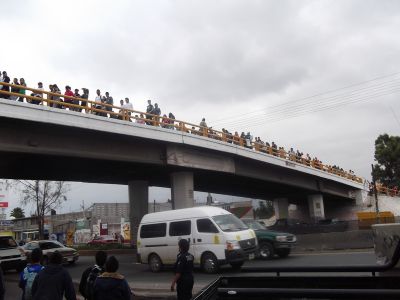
top-left (294, 230), bottom-right (374, 252)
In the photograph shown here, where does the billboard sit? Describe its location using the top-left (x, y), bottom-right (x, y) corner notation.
top-left (121, 221), bottom-right (131, 242)
top-left (0, 202), bottom-right (8, 208)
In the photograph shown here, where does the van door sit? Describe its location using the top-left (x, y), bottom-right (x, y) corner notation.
top-left (166, 220), bottom-right (192, 265)
top-left (193, 218), bottom-right (224, 265)
top-left (138, 223), bottom-right (167, 267)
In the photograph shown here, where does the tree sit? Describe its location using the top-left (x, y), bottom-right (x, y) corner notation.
top-left (10, 207), bottom-right (25, 219)
top-left (372, 134), bottom-right (400, 188)
top-left (14, 180), bottom-right (69, 239)
top-left (254, 200), bottom-right (274, 219)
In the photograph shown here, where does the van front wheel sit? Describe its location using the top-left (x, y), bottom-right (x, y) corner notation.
top-left (149, 254), bottom-right (162, 272)
top-left (201, 253), bottom-right (219, 274)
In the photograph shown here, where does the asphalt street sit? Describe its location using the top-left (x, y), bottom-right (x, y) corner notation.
top-left (3, 250), bottom-right (377, 300)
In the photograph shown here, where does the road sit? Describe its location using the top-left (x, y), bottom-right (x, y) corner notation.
top-left (3, 250), bottom-right (377, 299)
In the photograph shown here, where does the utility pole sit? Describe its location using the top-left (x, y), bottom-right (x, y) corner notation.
top-left (371, 164), bottom-right (380, 220)
top-left (153, 199), bottom-right (156, 213)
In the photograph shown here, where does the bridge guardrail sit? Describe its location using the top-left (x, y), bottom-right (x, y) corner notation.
top-left (0, 81), bottom-right (364, 184)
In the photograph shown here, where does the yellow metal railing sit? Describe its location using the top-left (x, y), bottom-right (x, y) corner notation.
top-left (375, 184), bottom-right (399, 197)
top-left (0, 81), bottom-right (364, 184)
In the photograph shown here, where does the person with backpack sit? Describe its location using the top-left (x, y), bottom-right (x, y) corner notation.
top-left (79, 250), bottom-right (107, 300)
top-left (19, 248), bottom-right (44, 300)
top-left (93, 256), bottom-right (132, 300)
top-left (31, 251), bottom-right (76, 300)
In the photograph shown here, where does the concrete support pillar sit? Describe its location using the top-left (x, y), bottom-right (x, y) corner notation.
top-left (308, 194), bottom-right (325, 221)
top-left (354, 190), bottom-right (367, 206)
top-left (128, 180), bottom-right (149, 246)
top-left (273, 198), bottom-right (289, 219)
top-left (170, 172), bottom-right (194, 209)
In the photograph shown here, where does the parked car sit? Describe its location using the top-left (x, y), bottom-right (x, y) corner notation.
top-left (242, 219), bottom-right (296, 259)
top-left (0, 235), bottom-right (27, 271)
top-left (23, 240), bottom-right (79, 265)
top-left (87, 235), bottom-right (118, 246)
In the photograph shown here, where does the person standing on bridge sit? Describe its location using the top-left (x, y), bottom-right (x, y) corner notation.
top-left (123, 97), bottom-right (133, 121)
top-left (80, 88), bottom-right (89, 113)
top-left (199, 118), bottom-right (208, 136)
top-left (94, 89), bottom-right (103, 116)
top-left (30, 82), bottom-right (43, 105)
top-left (153, 103), bottom-right (161, 126)
top-left (10, 78), bottom-right (20, 100)
top-left (73, 88), bottom-right (81, 112)
top-left (0, 71), bottom-right (10, 99)
top-left (171, 239), bottom-right (194, 300)
top-left (104, 92), bottom-right (114, 118)
top-left (63, 86), bottom-right (74, 110)
top-left (146, 99), bottom-right (154, 125)
top-left (18, 78), bottom-right (27, 102)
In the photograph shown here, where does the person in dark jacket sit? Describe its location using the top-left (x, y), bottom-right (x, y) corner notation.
top-left (171, 239), bottom-right (194, 300)
top-left (0, 267), bottom-right (5, 300)
top-left (31, 251), bottom-right (76, 300)
top-left (79, 250), bottom-right (107, 300)
top-left (93, 256), bottom-right (131, 300)
top-left (0, 71), bottom-right (10, 99)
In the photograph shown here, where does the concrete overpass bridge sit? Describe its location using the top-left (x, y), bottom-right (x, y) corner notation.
top-left (0, 83), bottom-right (367, 240)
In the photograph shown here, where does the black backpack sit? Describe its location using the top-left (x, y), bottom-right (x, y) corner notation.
top-left (85, 266), bottom-right (102, 300)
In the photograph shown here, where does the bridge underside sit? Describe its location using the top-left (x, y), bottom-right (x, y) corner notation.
top-left (1, 151), bottom-right (323, 200)
top-left (0, 115), bottom-right (360, 202)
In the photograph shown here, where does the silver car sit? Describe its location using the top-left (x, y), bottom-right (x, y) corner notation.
top-left (23, 240), bottom-right (79, 265)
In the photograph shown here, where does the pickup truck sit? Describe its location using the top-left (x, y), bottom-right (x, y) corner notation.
top-left (242, 219), bottom-right (296, 259)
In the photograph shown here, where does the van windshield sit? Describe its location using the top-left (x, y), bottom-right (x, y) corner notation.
top-left (212, 214), bottom-right (248, 232)
top-left (0, 236), bottom-right (17, 249)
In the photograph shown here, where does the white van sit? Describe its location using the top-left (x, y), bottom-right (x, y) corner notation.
top-left (0, 235), bottom-right (27, 272)
top-left (137, 206), bottom-right (258, 273)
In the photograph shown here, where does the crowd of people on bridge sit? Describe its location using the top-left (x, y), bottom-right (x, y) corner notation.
top-left (0, 69), bottom-right (361, 183)
top-left (370, 182), bottom-right (399, 197)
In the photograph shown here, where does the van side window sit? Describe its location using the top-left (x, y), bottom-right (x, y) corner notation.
top-left (169, 220), bottom-right (191, 236)
top-left (140, 223), bottom-right (167, 238)
top-left (197, 219), bottom-right (219, 233)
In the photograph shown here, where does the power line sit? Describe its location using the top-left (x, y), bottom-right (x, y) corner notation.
top-left (211, 72), bottom-right (400, 126)
top-left (239, 88), bottom-right (400, 130)
top-left (221, 81), bottom-right (400, 129)
top-left (215, 76), bottom-right (400, 127)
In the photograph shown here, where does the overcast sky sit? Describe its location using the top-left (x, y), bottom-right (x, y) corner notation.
top-left (1, 0), bottom-right (399, 215)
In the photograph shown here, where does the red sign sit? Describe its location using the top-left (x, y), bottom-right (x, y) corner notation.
top-left (100, 223), bottom-right (108, 236)
top-left (0, 202), bottom-right (8, 208)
